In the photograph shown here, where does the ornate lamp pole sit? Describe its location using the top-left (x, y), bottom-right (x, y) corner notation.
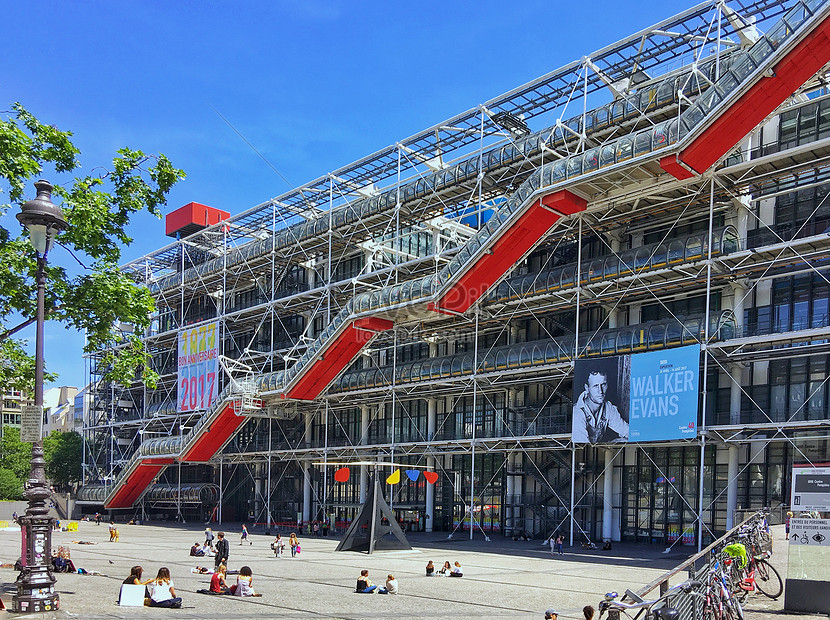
top-left (13, 180), bottom-right (68, 613)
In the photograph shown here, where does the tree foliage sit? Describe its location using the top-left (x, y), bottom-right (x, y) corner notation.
top-left (0, 426), bottom-right (34, 481)
top-left (0, 103), bottom-right (185, 392)
top-left (0, 468), bottom-right (23, 500)
top-left (0, 428), bottom-right (83, 498)
top-left (43, 430), bottom-right (83, 488)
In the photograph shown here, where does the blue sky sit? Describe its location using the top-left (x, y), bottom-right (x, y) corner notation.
top-left (3, 0), bottom-right (692, 390)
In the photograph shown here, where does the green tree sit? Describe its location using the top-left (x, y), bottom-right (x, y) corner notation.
top-left (0, 467), bottom-right (23, 500)
top-left (0, 102), bottom-right (185, 392)
top-left (43, 430), bottom-right (83, 489)
top-left (0, 426), bottom-right (33, 480)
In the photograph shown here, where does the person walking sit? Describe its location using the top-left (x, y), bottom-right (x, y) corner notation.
top-left (205, 526), bottom-right (215, 547)
top-left (289, 532), bottom-right (299, 557)
top-left (240, 524), bottom-right (250, 545)
top-left (214, 531), bottom-right (229, 569)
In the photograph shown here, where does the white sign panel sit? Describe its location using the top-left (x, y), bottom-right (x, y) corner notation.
top-left (177, 322), bottom-right (219, 413)
top-left (792, 467), bottom-right (830, 512)
top-left (19, 405), bottom-right (43, 442)
top-left (789, 518), bottom-right (830, 546)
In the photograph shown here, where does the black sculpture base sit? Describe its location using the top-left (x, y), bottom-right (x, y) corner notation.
top-left (336, 477), bottom-right (411, 554)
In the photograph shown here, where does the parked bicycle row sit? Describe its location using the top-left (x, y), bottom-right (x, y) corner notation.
top-left (597, 508), bottom-right (780, 620)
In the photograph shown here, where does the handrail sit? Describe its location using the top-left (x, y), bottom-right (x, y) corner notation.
top-left (632, 509), bottom-right (769, 599)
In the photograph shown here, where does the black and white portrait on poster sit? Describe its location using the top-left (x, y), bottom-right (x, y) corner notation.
top-left (572, 355), bottom-right (630, 444)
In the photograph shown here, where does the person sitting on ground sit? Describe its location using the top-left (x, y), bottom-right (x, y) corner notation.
top-left (544, 610), bottom-right (559, 620)
top-left (200, 542), bottom-right (215, 556)
top-left (438, 561), bottom-right (452, 576)
top-left (119, 565), bottom-right (150, 603)
top-left (191, 542), bottom-right (203, 556)
top-left (583, 604), bottom-right (595, 620)
top-left (356, 569), bottom-right (378, 593)
top-left (147, 567), bottom-right (182, 608)
top-left (384, 574), bottom-right (398, 594)
top-left (271, 533), bottom-right (285, 557)
top-left (232, 565), bottom-right (261, 596)
top-left (450, 561), bottom-right (463, 577)
top-left (602, 540), bottom-right (612, 551)
top-left (425, 560), bottom-right (435, 576)
top-left (582, 540), bottom-right (597, 550)
top-left (210, 564), bottom-right (232, 594)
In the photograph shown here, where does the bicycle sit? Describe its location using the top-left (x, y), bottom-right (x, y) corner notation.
top-left (705, 554), bottom-right (745, 620)
top-left (723, 546), bottom-right (783, 600)
top-left (598, 579), bottom-right (701, 620)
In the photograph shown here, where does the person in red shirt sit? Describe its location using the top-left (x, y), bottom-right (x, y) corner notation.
top-left (210, 564), bottom-right (231, 594)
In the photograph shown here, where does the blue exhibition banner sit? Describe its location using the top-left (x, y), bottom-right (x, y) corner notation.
top-left (628, 345), bottom-right (700, 442)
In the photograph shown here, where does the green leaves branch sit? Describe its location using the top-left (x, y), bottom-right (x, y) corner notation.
top-left (0, 102), bottom-right (184, 393)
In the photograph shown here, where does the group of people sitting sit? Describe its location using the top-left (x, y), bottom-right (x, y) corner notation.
top-left (201, 564), bottom-right (262, 596)
top-left (126, 563), bottom-right (264, 605)
top-left (424, 560), bottom-right (463, 577)
top-left (190, 541), bottom-right (215, 557)
top-left (355, 569), bottom-right (398, 594)
top-left (50, 546), bottom-right (76, 573)
top-left (121, 565), bottom-right (182, 608)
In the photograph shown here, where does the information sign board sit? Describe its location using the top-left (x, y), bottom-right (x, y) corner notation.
top-left (789, 518), bottom-right (830, 546)
top-left (177, 322), bottom-right (219, 413)
top-left (19, 405), bottom-right (43, 442)
top-left (791, 466), bottom-right (830, 512)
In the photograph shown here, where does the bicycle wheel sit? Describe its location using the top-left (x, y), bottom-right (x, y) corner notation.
top-left (754, 559), bottom-right (783, 599)
top-left (721, 595), bottom-right (744, 620)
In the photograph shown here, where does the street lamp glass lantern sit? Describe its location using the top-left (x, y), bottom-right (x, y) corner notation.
top-left (16, 180), bottom-right (68, 257)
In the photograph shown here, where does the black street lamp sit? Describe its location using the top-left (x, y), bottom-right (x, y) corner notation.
top-left (13, 180), bottom-right (68, 613)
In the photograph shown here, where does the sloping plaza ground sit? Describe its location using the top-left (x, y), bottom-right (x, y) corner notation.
top-left (0, 521), bottom-right (817, 619)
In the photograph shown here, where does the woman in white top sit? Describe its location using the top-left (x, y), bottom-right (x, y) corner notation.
top-left (148, 567), bottom-right (182, 608)
top-left (233, 565), bottom-right (261, 597)
top-left (450, 561), bottom-right (463, 577)
top-left (385, 574), bottom-right (399, 594)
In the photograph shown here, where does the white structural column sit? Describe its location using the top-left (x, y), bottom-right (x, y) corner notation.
top-left (726, 445), bottom-right (739, 530)
top-left (729, 364), bottom-right (743, 425)
top-left (360, 405), bottom-right (370, 504)
top-left (602, 448), bottom-right (615, 542)
top-left (425, 397), bottom-right (437, 532)
top-left (303, 411), bottom-right (313, 523)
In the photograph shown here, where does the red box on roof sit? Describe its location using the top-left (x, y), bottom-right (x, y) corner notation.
top-left (165, 202), bottom-right (230, 238)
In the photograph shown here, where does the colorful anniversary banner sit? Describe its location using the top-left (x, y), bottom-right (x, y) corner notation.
top-left (572, 345), bottom-right (699, 443)
top-left (177, 322), bottom-right (220, 413)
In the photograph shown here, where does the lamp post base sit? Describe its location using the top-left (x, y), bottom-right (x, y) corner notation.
top-left (12, 515), bottom-right (59, 613)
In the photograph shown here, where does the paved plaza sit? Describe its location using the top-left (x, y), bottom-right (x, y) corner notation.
top-left (0, 522), bottom-right (817, 619)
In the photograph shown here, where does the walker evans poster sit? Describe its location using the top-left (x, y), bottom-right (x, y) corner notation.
top-left (572, 345), bottom-right (700, 444)
top-left (177, 322), bottom-right (219, 413)
top-left (792, 466), bottom-right (830, 512)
